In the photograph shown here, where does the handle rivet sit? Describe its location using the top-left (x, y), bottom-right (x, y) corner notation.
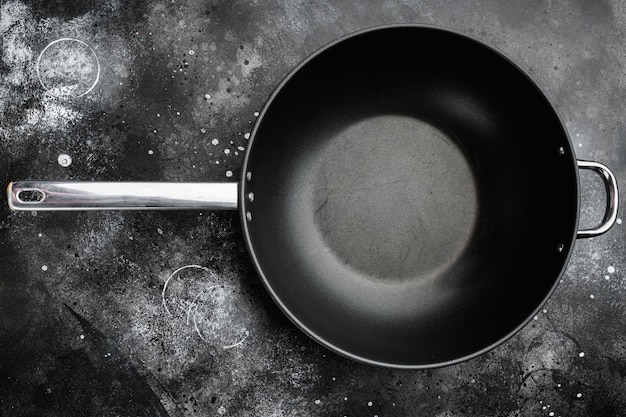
top-left (556, 243), bottom-right (564, 253)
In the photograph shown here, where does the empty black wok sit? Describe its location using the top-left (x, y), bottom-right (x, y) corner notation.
top-left (8, 25), bottom-right (619, 368)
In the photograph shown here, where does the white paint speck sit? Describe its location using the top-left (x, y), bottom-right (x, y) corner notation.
top-left (605, 275), bottom-right (610, 280)
top-left (590, 294), bottom-right (595, 299)
top-left (607, 266), bottom-right (615, 274)
top-left (189, 50), bottom-right (195, 55)
top-left (79, 334), bottom-right (85, 339)
top-left (41, 265), bottom-right (48, 271)
top-left (38, 233), bottom-right (42, 237)
top-left (157, 228), bottom-right (163, 235)
top-left (224, 149), bottom-right (231, 155)
top-left (212, 138), bottom-right (219, 145)
top-left (225, 170), bottom-right (233, 177)
top-left (217, 406), bottom-right (226, 415)
top-left (577, 393), bottom-right (582, 398)
top-left (368, 401), bottom-right (373, 407)
top-left (254, 111), bottom-right (259, 117)
top-left (617, 218), bottom-right (622, 225)
top-left (579, 351), bottom-right (585, 358)
top-left (244, 132), bottom-right (250, 139)
top-left (200, 128), bottom-right (206, 133)
top-left (549, 412), bottom-right (554, 417)
top-left (148, 149), bottom-right (154, 155)
top-left (205, 93), bottom-right (211, 99)
top-left (57, 153), bottom-right (72, 167)
top-left (314, 399), bottom-right (321, 405)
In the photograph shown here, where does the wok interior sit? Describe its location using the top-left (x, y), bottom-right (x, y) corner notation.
top-left (242, 27), bottom-right (578, 367)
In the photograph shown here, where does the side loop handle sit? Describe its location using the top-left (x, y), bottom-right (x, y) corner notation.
top-left (577, 160), bottom-right (619, 238)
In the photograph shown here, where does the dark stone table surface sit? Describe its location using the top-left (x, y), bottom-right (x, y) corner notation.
top-left (1, 1), bottom-right (625, 416)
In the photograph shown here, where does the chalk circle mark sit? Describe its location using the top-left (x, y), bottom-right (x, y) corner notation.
top-left (36, 38), bottom-right (100, 98)
top-left (162, 265), bottom-right (253, 349)
top-left (191, 285), bottom-right (252, 349)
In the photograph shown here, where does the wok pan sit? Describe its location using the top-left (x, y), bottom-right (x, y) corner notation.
top-left (7, 25), bottom-right (619, 368)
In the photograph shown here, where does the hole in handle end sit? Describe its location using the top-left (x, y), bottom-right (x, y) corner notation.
top-left (16, 189), bottom-right (45, 203)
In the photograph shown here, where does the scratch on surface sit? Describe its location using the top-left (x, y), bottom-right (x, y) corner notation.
top-left (186, 289), bottom-right (205, 327)
top-left (313, 193), bottom-right (330, 224)
top-left (192, 311), bottom-right (210, 344)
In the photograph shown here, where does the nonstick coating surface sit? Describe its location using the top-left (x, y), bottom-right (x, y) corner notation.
top-left (241, 26), bottom-right (579, 368)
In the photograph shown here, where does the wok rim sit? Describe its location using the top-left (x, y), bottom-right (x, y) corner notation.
top-left (239, 23), bottom-right (580, 369)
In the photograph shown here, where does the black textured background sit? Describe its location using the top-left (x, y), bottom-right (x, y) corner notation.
top-left (1, 1), bottom-right (625, 416)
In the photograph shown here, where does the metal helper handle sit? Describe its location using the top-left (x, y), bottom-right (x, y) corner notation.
top-left (577, 160), bottom-right (619, 238)
top-left (6, 181), bottom-right (239, 211)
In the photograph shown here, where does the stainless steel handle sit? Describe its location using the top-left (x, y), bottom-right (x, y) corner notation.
top-left (577, 160), bottom-right (619, 238)
top-left (6, 181), bottom-right (239, 211)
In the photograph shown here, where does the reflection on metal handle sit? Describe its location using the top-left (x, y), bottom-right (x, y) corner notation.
top-left (577, 160), bottom-right (619, 238)
top-left (7, 181), bottom-right (239, 211)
